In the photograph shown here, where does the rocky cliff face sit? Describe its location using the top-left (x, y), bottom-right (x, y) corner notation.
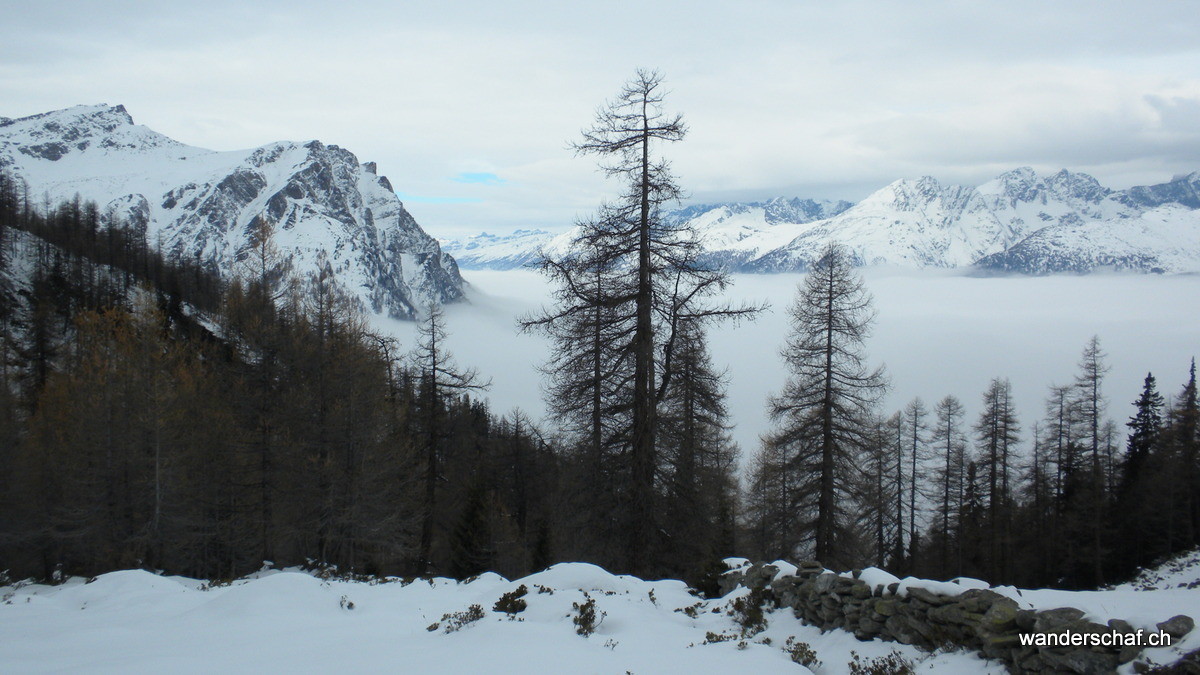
top-left (0, 104), bottom-right (464, 318)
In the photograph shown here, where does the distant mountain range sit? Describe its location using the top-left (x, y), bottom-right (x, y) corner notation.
top-left (442, 169), bottom-right (1200, 274)
top-left (5, 105), bottom-right (1197, 293)
top-left (0, 104), bottom-right (464, 318)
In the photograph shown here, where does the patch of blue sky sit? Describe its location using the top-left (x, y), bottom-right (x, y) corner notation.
top-left (453, 172), bottom-right (506, 185)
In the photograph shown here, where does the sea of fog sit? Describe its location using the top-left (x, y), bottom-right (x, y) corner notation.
top-left (377, 269), bottom-right (1200, 469)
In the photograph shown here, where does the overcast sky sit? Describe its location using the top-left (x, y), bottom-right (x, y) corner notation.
top-left (3, 1), bottom-right (1199, 237)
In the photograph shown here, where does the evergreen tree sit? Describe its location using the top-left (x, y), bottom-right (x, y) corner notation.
top-left (523, 70), bottom-right (756, 576)
top-left (763, 242), bottom-right (888, 566)
top-left (1072, 336), bottom-right (1111, 587)
top-left (411, 304), bottom-right (489, 575)
top-left (903, 397), bottom-right (929, 568)
top-left (1169, 360), bottom-right (1199, 546)
top-left (974, 377), bottom-right (1019, 583)
top-left (1109, 375), bottom-right (1162, 574)
top-left (742, 438), bottom-right (795, 561)
top-left (657, 321), bottom-right (740, 581)
top-left (930, 395), bottom-right (967, 576)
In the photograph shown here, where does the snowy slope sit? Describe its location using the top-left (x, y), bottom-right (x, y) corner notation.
top-left (975, 203), bottom-right (1200, 273)
top-left (440, 169), bottom-right (1200, 274)
top-left (0, 104), bottom-right (464, 318)
top-left (6, 558), bottom-right (1199, 673)
top-left (1111, 547), bottom-right (1200, 592)
top-left (0, 563), bottom-right (1000, 674)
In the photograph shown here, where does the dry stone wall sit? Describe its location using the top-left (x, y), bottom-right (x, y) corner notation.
top-left (720, 561), bottom-right (1194, 674)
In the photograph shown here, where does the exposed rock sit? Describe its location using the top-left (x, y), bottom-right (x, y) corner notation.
top-left (957, 589), bottom-right (1006, 614)
top-left (849, 583), bottom-right (873, 600)
top-left (1035, 607), bottom-right (1087, 632)
top-left (907, 586), bottom-right (954, 606)
top-left (928, 603), bottom-right (985, 626)
top-left (977, 596), bottom-right (1021, 634)
top-left (1015, 609), bottom-right (1038, 631)
top-left (1157, 615), bottom-right (1195, 640)
top-left (873, 599), bottom-right (900, 617)
top-left (1108, 618), bottom-right (1136, 634)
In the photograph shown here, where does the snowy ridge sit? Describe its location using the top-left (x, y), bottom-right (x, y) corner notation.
top-left (0, 104), bottom-right (464, 318)
top-left (442, 169), bottom-right (1200, 274)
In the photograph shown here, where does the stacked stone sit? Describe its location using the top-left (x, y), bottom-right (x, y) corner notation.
top-left (720, 561), bottom-right (1195, 674)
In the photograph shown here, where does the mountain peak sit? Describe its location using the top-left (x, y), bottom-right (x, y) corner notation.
top-left (1, 104), bottom-right (465, 318)
top-left (998, 166), bottom-right (1037, 180)
top-left (0, 103), bottom-right (177, 163)
top-left (10, 103), bottom-right (134, 131)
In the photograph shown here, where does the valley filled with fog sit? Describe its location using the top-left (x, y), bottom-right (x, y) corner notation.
top-left (381, 269), bottom-right (1200, 464)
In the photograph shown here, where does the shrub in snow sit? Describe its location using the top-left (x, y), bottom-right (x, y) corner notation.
top-left (493, 585), bottom-right (528, 616)
top-left (427, 604), bottom-right (485, 633)
top-left (703, 631), bottom-right (736, 644)
top-left (728, 588), bottom-right (767, 637)
top-left (784, 637), bottom-right (821, 669)
top-left (572, 593), bottom-right (604, 637)
top-left (848, 650), bottom-right (915, 675)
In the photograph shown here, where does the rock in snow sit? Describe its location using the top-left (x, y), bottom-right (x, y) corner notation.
top-left (0, 104), bottom-right (464, 319)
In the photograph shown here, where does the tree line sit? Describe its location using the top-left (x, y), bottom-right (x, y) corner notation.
top-left (2, 72), bottom-right (1196, 592)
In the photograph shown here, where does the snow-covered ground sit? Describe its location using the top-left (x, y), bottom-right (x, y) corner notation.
top-left (0, 563), bottom-right (1001, 674)
top-left (377, 269), bottom-right (1200, 460)
top-left (5, 553), bottom-right (1198, 673)
top-left (1114, 548), bottom-right (1200, 592)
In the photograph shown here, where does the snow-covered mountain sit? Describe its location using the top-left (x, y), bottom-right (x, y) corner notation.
top-left (440, 197), bottom-right (853, 271)
top-left (441, 169), bottom-right (1200, 274)
top-left (440, 228), bottom-right (564, 271)
top-left (975, 202), bottom-right (1200, 274)
top-left (0, 104), bottom-right (464, 318)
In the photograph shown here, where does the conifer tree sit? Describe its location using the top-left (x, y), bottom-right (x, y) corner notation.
top-left (411, 304), bottom-right (489, 575)
top-left (764, 242), bottom-right (887, 566)
top-left (903, 397), bottom-right (929, 567)
top-left (524, 70), bottom-right (756, 576)
top-left (1073, 336), bottom-right (1110, 586)
top-left (974, 377), bottom-right (1019, 583)
top-left (1113, 372), bottom-right (1161, 487)
top-left (657, 321), bottom-right (739, 580)
top-left (931, 395), bottom-right (967, 575)
top-left (1170, 360), bottom-right (1199, 546)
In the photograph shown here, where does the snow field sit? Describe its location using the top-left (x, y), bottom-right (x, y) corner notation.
top-left (0, 563), bottom-right (1007, 674)
top-left (6, 552), bottom-right (1199, 672)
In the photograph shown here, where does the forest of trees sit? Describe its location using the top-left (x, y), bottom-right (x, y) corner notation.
top-left (0, 173), bottom-right (559, 582)
top-left (741, 243), bottom-right (1200, 590)
top-left (1, 73), bottom-right (1197, 592)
